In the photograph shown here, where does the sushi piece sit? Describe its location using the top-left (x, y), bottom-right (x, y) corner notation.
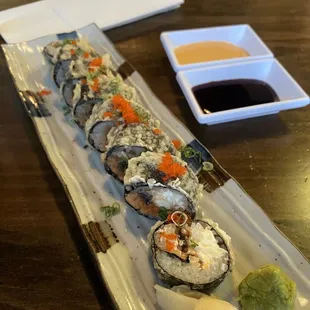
top-left (149, 215), bottom-right (235, 291)
top-left (60, 77), bottom-right (85, 107)
top-left (53, 59), bottom-right (72, 88)
top-left (61, 60), bottom-right (115, 108)
top-left (85, 94), bottom-right (157, 152)
top-left (43, 39), bottom-right (97, 64)
top-left (53, 53), bottom-right (111, 88)
top-left (103, 123), bottom-right (177, 182)
top-left (43, 41), bottom-right (63, 64)
top-left (72, 73), bottom-right (136, 128)
top-left (124, 152), bottom-right (201, 220)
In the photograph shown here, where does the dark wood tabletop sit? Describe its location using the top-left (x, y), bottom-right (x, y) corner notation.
top-left (1, 0), bottom-right (310, 309)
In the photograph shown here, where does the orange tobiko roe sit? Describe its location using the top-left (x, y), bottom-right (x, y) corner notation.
top-left (89, 57), bottom-right (102, 67)
top-left (158, 152), bottom-right (187, 182)
top-left (153, 128), bottom-right (162, 135)
top-left (83, 52), bottom-right (90, 58)
top-left (112, 95), bottom-right (140, 125)
top-left (103, 111), bottom-right (113, 118)
top-left (166, 241), bottom-right (175, 252)
top-left (70, 49), bottom-right (76, 56)
top-left (159, 232), bottom-right (178, 252)
top-left (37, 89), bottom-right (52, 96)
top-left (160, 233), bottom-right (178, 241)
top-left (172, 139), bottom-right (182, 150)
top-left (91, 77), bottom-right (99, 92)
top-left (71, 40), bottom-right (77, 45)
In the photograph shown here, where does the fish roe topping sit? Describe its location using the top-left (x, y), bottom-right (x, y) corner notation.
top-left (158, 152), bottom-right (187, 182)
top-left (159, 232), bottom-right (178, 252)
top-left (83, 52), bottom-right (90, 59)
top-left (172, 139), bottom-right (182, 150)
top-left (91, 77), bottom-right (99, 92)
top-left (89, 57), bottom-right (102, 67)
top-left (37, 89), bottom-right (52, 96)
top-left (103, 111), bottom-right (113, 118)
top-left (112, 95), bottom-right (140, 125)
top-left (153, 128), bottom-right (162, 135)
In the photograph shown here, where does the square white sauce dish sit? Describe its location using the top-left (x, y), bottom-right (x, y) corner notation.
top-left (161, 24), bottom-right (273, 72)
top-left (176, 58), bottom-right (309, 125)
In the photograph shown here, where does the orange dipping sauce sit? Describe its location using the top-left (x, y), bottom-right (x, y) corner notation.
top-left (174, 41), bottom-right (249, 65)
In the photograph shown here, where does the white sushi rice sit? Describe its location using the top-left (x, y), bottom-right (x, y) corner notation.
top-left (72, 83), bottom-right (82, 106)
top-left (154, 221), bottom-right (230, 285)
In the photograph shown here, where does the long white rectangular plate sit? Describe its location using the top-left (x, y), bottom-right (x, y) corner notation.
top-left (2, 24), bottom-right (310, 309)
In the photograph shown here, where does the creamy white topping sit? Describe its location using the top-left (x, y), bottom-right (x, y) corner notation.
top-left (129, 175), bottom-right (146, 184)
top-left (190, 222), bottom-right (229, 270)
top-left (72, 83), bottom-right (82, 107)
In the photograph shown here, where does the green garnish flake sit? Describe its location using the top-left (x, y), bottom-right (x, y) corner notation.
top-left (108, 81), bottom-right (120, 94)
top-left (190, 240), bottom-right (198, 248)
top-left (158, 207), bottom-right (169, 220)
top-left (181, 146), bottom-right (202, 163)
top-left (135, 106), bottom-right (150, 123)
top-left (75, 49), bottom-right (83, 56)
top-left (87, 71), bottom-right (99, 81)
top-left (62, 39), bottom-right (73, 46)
top-left (202, 161), bottom-right (214, 172)
top-left (100, 202), bottom-right (120, 219)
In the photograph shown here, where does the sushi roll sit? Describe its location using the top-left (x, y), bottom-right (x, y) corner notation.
top-left (61, 60), bottom-right (115, 108)
top-left (46, 40), bottom-right (99, 86)
top-left (124, 152), bottom-right (202, 220)
top-left (85, 95), bottom-right (157, 152)
top-left (43, 39), bottom-right (97, 64)
top-left (53, 59), bottom-right (72, 88)
top-left (53, 53), bottom-right (111, 88)
top-left (72, 73), bottom-right (136, 128)
top-left (43, 41), bottom-right (63, 64)
top-left (149, 214), bottom-right (234, 291)
top-left (60, 77), bottom-right (86, 107)
top-left (103, 123), bottom-right (177, 182)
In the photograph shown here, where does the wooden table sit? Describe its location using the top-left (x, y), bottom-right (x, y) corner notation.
top-left (1, 0), bottom-right (310, 309)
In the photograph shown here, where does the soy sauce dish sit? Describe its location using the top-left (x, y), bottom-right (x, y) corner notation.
top-left (161, 25), bottom-right (309, 125)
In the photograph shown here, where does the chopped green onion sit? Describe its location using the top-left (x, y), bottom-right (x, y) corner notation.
top-left (75, 49), bottom-right (83, 56)
top-left (100, 202), bottom-right (120, 219)
top-left (62, 39), bottom-right (73, 46)
top-left (190, 240), bottom-right (199, 248)
top-left (181, 146), bottom-right (202, 163)
top-left (158, 207), bottom-right (169, 220)
top-left (202, 161), bottom-right (214, 172)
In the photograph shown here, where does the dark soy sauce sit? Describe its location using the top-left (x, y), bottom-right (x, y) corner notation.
top-left (192, 79), bottom-right (279, 114)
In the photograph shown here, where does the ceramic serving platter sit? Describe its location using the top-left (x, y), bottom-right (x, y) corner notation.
top-left (2, 24), bottom-right (310, 309)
